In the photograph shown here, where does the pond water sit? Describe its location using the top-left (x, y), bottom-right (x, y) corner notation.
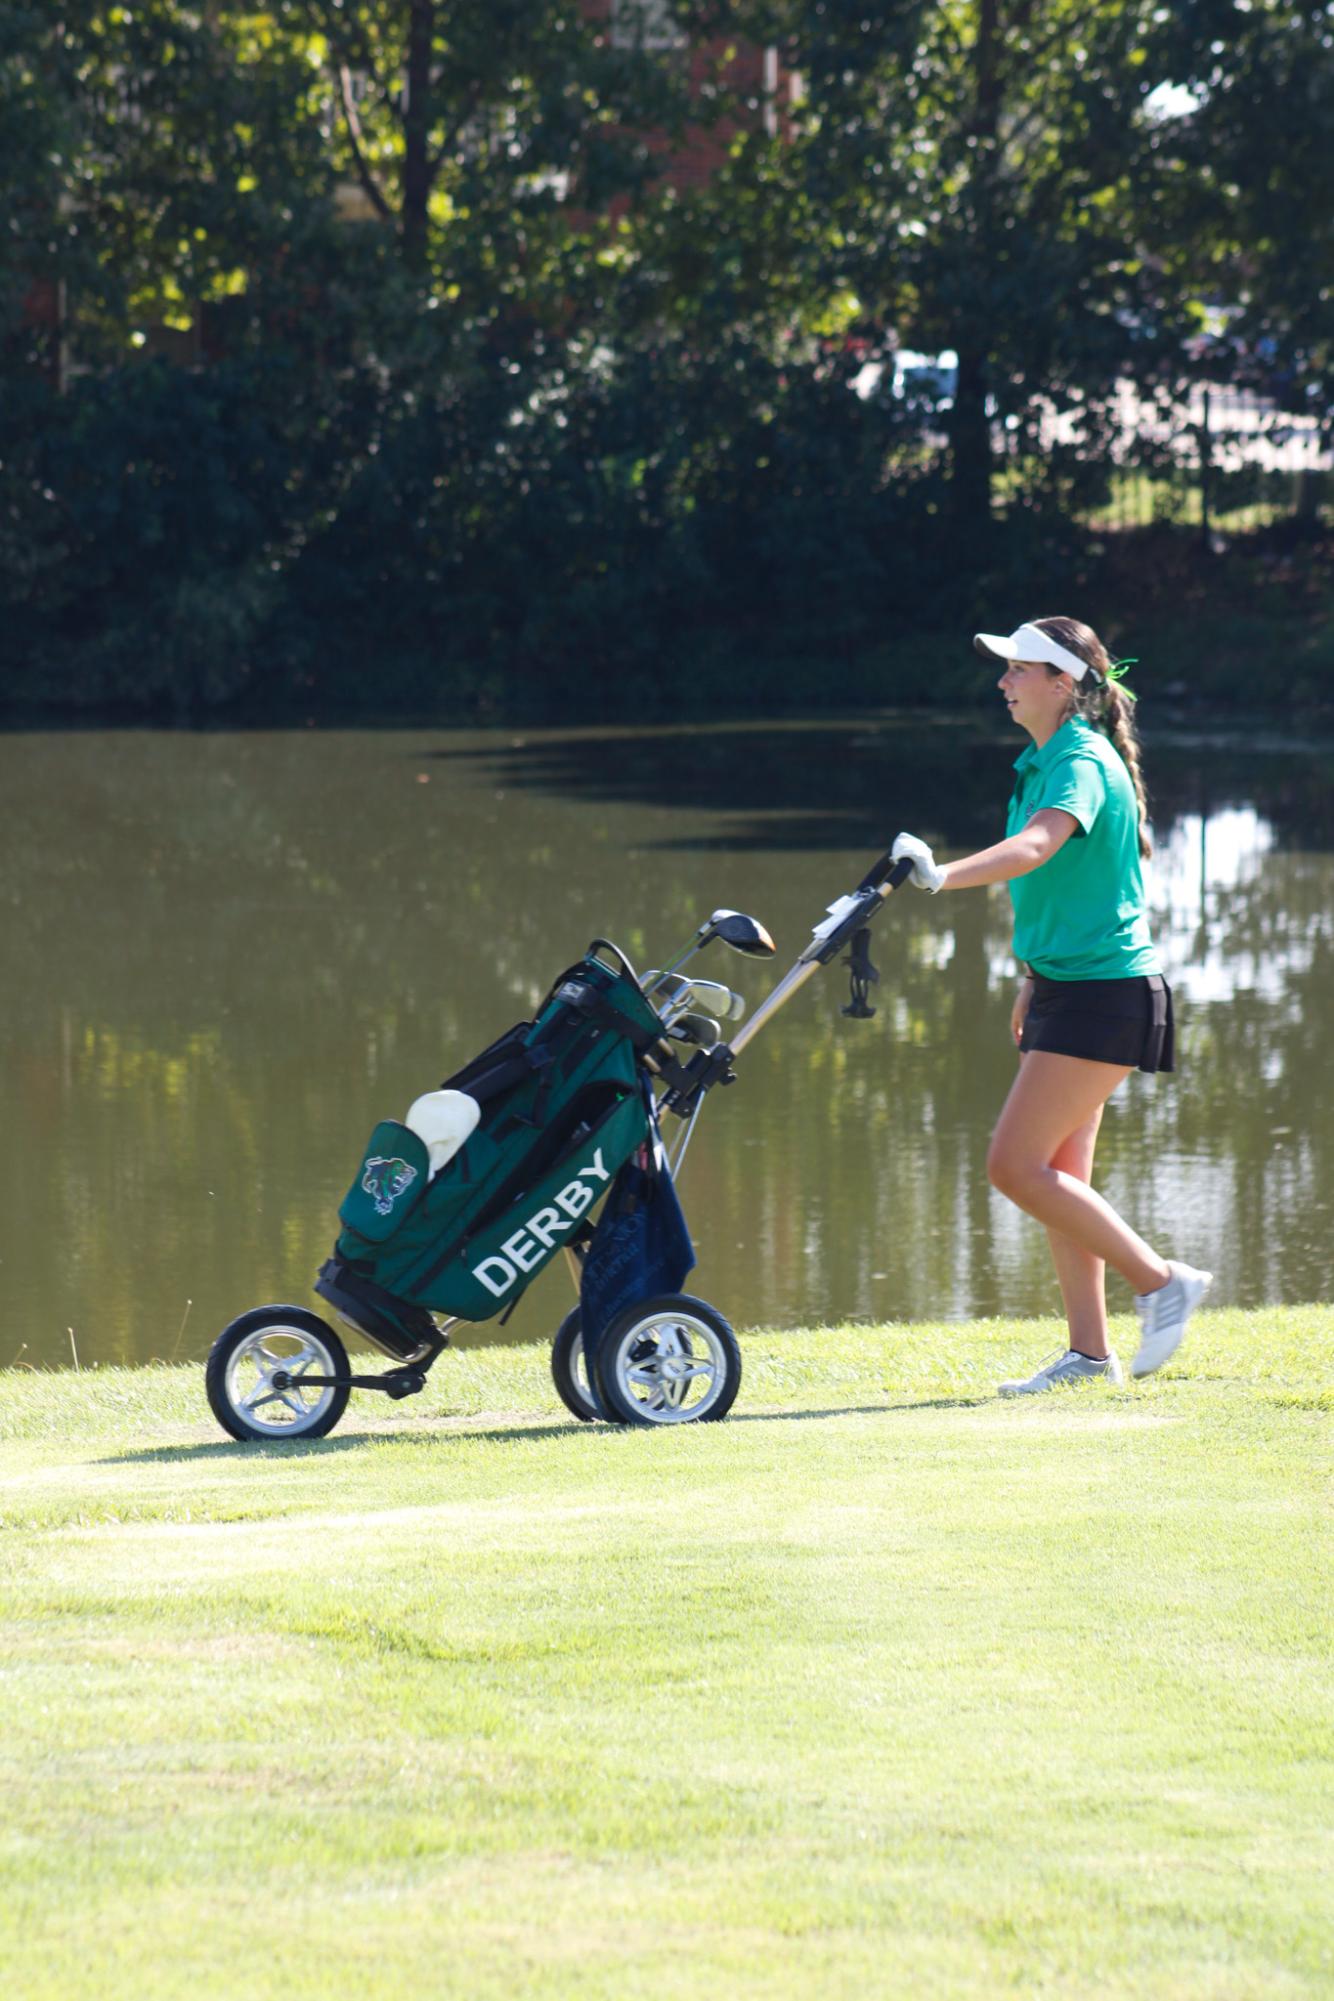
top-left (6, 718), bottom-right (1332, 1371)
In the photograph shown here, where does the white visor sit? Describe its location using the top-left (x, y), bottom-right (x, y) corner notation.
top-left (974, 623), bottom-right (1092, 680)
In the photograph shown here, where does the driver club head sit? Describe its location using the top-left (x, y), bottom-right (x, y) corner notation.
top-left (706, 909), bottom-right (776, 958)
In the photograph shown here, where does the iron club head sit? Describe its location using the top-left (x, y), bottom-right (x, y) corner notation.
top-left (667, 1013), bottom-right (723, 1048)
top-left (675, 978), bottom-right (746, 1022)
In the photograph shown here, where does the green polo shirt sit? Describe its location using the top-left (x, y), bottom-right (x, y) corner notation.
top-left (1006, 718), bottom-right (1159, 980)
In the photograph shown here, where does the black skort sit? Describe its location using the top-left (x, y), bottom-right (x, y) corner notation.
top-left (1020, 973), bottom-right (1175, 1074)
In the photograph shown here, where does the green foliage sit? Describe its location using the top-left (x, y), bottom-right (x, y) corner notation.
top-left (1, 3), bottom-right (1331, 717)
top-left (1146, 1), bottom-right (1334, 414)
top-left (287, 334), bottom-right (944, 709)
top-left (5, 357), bottom-right (348, 710)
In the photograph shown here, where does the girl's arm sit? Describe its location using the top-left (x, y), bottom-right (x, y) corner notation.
top-left (939, 809), bottom-right (1078, 891)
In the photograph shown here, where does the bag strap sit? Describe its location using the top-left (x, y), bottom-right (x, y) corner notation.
top-left (550, 976), bottom-right (661, 1054)
top-left (453, 1041), bottom-right (554, 1109)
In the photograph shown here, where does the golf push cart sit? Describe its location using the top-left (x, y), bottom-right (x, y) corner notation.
top-left (205, 845), bottom-right (915, 1443)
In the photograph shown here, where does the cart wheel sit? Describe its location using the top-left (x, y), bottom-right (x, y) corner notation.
top-left (550, 1307), bottom-right (601, 1423)
top-left (206, 1307), bottom-right (351, 1444)
top-left (592, 1294), bottom-right (741, 1427)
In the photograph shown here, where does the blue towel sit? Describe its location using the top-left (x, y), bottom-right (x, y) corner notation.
top-left (580, 1145), bottom-right (695, 1412)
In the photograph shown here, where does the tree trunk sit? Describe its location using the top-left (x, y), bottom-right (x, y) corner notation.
top-left (951, 0), bottom-right (1002, 535)
top-left (402, 0), bottom-right (434, 269)
top-left (950, 340), bottom-right (993, 536)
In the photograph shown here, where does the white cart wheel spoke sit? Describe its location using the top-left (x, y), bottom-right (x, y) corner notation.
top-left (608, 1309), bottom-right (733, 1424)
top-left (225, 1324), bottom-right (341, 1437)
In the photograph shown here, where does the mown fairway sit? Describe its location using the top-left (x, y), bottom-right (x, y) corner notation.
top-left (1, 1310), bottom-right (1329, 2000)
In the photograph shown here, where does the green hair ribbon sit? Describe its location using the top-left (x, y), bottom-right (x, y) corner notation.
top-left (1103, 656), bottom-right (1138, 702)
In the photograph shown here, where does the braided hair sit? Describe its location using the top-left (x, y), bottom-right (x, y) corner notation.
top-left (1031, 614), bottom-right (1152, 861)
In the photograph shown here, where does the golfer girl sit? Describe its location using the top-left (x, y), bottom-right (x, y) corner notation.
top-left (892, 617), bottom-right (1211, 1394)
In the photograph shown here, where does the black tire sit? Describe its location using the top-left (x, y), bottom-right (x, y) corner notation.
top-left (206, 1306), bottom-right (351, 1443)
top-left (592, 1293), bottom-right (741, 1427)
top-left (550, 1307), bottom-right (601, 1423)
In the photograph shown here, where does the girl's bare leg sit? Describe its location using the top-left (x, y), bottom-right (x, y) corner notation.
top-left (1045, 1104), bottom-right (1110, 1359)
top-left (987, 1051), bottom-right (1172, 1296)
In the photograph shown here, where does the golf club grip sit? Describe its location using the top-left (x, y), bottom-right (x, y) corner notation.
top-left (858, 852), bottom-right (917, 895)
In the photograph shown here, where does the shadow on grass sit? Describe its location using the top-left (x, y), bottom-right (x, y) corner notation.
top-left (102, 1394), bottom-right (994, 1464)
top-left (100, 1420), bottom-right (582, 1465)
top-left (732, 1397), bottom-right (993, 1421)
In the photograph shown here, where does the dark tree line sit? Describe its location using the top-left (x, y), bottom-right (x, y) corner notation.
top-left (1, 2), bottom-right (1330, 717)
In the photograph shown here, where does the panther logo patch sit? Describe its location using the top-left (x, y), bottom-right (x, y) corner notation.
top-left (361, 1155), bottom-right (419, 1217)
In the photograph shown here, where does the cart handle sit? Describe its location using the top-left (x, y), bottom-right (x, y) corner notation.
top-left (724, 848), bottom-right (915, 1059)
top-left (661, 846), bottom-right (917, 1115)
top-left (857, 850), bottom-right (917, 896)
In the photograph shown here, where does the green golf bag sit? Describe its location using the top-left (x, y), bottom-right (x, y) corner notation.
top-left (315, 952), bottom-right (663, 1351)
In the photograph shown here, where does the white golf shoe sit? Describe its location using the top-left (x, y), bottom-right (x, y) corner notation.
top-left (998, 1349), bottom-right (1124, 1397)
top-left (1131, 1261), bottom-right (1213, 1378)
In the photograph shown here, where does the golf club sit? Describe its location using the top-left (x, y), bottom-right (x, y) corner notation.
top-left (667, 1012), bottom-right (723, 1048)
top-left (646, 909), bottom-right (776, 991)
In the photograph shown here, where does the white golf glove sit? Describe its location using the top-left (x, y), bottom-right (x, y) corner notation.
top-left (891, 831), bottom-right (945, 893)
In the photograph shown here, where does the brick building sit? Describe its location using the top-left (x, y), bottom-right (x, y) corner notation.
top-left (23, 4), bottom-right (795, 380)
top-left (595, 0), bottom-right (798, 193)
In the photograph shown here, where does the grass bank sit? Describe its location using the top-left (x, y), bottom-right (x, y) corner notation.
top-left (2, 1309), bottom-right (1330, 2000)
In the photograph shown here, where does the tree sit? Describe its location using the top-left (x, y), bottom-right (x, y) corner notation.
top-left (19, 3), bottom-right (691, 362)
top-left (666, 1), bottom-right (1334, 534)
top-left (1146, 1), bottom-right (1334, 423)
top-left (4, 3), bottom-right (1330, 716)
top-left (1, 5), bottom-right (711, 711)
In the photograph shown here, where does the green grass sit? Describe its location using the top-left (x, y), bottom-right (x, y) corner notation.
top-left (2, 1309), bottom-right (1330, 2000)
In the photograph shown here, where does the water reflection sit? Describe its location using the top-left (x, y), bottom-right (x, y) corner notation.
top-left (1144, 799), bottom-right (1334, 1308)
top-left (4, 721), bottom-right (1330, 1371)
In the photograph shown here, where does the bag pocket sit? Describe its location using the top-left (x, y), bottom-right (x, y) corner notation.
top-left (337, 1121), bottom-right (431, 1243)
top-left (410, 1090), bottom-right (649, 1318)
